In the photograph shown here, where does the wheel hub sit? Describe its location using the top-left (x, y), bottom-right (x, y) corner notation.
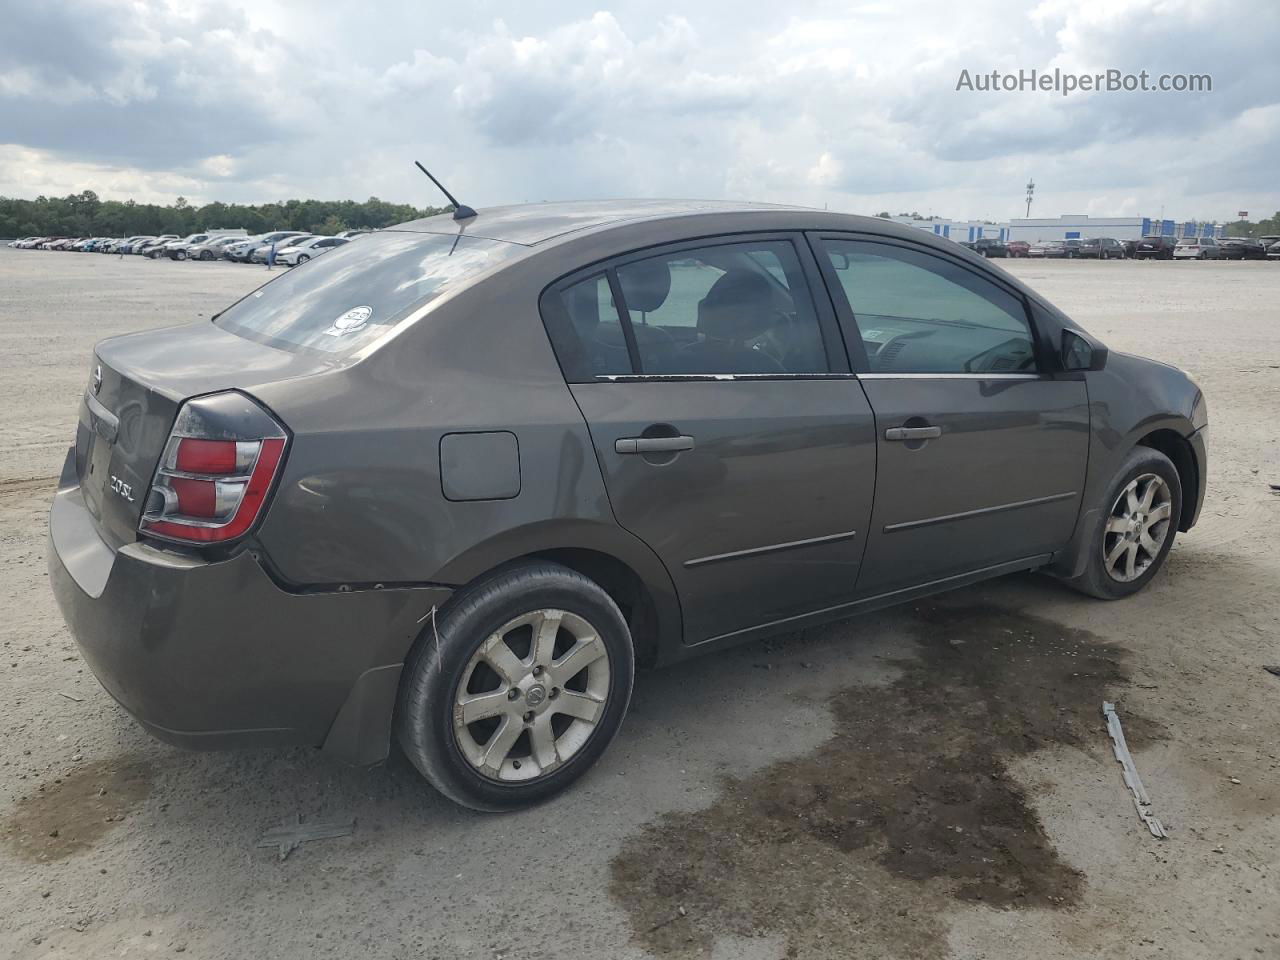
top-left (452, 608), bottom-right (611, 783)
top-left (1103, 473), bottom-right (1172, 583)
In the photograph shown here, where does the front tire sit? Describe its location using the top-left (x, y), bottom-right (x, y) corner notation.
top-left (396, 561), bottom-right (635, 811)
top-left (1068, 446), bottom-right (1182, 600)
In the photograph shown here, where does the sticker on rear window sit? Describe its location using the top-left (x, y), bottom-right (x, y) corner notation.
top-left (324, 306), bottom-right (373, 337)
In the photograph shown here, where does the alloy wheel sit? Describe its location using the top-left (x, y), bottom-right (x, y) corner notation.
top-left (1103, 473), bottom-right (1173, 582)
top-left (453, 608), bottom-right (610, 783)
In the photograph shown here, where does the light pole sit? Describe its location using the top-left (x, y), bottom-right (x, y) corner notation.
top-left (1025, 179), bottom-right (1035, 219)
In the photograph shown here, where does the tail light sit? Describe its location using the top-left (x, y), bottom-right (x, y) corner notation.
top-left (140, 392), bottom-right (288, 545)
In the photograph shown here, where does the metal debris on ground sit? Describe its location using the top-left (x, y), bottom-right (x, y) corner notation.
top-left (257, 814), bottom-right (355, 861)
top-left (1263, 665), bottom-right (1280, 678)
top-left (57, 692), bottom-right (84, 702)
top-left (1102, 701), bottom-right (1167, 839)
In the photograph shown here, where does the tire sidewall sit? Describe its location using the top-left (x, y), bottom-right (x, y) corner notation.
top-left (1084, 447), bottom-right (1182, 599)
top-left (397, 564), bottom-right (635, 811)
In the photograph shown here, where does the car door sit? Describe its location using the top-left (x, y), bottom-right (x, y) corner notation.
top-left (541, 234), bottom-right (878, 646)
top-left (812, 234), bottom-right (1090, 597)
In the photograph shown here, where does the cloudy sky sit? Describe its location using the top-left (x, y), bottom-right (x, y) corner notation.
top-left (1, 0), bottom-right (1275, 222)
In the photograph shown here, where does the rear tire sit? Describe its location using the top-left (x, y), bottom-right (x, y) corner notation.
top-left (1067, 446), bottom-right (1182, 600)
top-left (396, 561), bottom-right (635, 811)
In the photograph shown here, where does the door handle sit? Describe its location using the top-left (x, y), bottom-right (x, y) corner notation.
top-left (615, 435), bottom-right (696, 454)
top-left (885, 425), bottom-right (941, 441)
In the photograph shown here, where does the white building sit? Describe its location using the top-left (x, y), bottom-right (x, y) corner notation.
top-left (1006, 215), bottom-right (1226, 243)
top-left (888, 216), bottom-right (1011, 244)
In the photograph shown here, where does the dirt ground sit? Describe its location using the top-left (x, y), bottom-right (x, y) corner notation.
top-left (0, 249), bottom-right (1277, 960)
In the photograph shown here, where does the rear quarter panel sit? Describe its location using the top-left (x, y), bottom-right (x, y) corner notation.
top-left (249, 252), bottom-right (683, 646)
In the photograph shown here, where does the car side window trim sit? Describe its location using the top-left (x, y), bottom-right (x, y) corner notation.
top-left (539, 232), bottom-right (853, 383)
top-left (807, 231), bottom-right (1050, 378)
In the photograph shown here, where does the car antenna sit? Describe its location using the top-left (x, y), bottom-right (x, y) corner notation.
top-left (414, 161), bottom-right (477, 221)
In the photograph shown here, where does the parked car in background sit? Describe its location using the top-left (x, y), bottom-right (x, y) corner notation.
top-left (273, 235), bottom-right (350, 266)
top-left (224, 231), bottom-right (307, 263)
top-left (1078, 237), bottom-right (1125, 260)
top-left (1217, 238), bottom-right (1267, 260)
top-left (1173, 238), bottom-right (1224, 260)
top-left (971, 238), bottom-right (1007, 258)
top-left (48, 200), bottom-right (1208, 810)
top-left (1028, 240), bottom-right (1065, 258)
top-left (135, 236), bottom-right (178, 256)
top-left (185, 237), bottom-right (242, 261)
top-left (337, 229), bottom-right (373, 239)
top-left (144, 237), bottom-right (189, 259)
top-left (1060, 239), bottom-right (1084, 259)
top-left (1259, 236), bottom-right (1280, 260)
top-left (251, 235), bottom-right (314, 263)
top-left (1120, 239), bottom-right (1138, 258)
top-left (163, 234), bottom-right (218, 260)
top-left (1006, 240), bottom-right (1030, 257)
top-left (117, 236), bottom-right (157, 254)
top-left (108, 236), bottom-right (150, 254)
top-left (1134, 235), bottom-right (1177, 260)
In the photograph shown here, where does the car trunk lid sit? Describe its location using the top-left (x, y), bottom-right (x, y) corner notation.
top-left (74, 321), bottom-right (337, 550)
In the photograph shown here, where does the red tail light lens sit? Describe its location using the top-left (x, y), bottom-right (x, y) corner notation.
top-left (139, 393), bottom-right (288, 545)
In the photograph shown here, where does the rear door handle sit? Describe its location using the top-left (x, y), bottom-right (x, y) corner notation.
top-left (615, 435), bottom-right (696, 454)
top-left (885, 426), bottom-right (941, 441)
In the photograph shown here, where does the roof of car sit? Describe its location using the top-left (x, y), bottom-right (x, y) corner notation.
top-left (391, 199), bottom-right (823, 246)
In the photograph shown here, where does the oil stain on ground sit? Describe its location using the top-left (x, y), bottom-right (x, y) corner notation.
top-left (610, 603), bottom-right (1163, 959)
top-left (3, 756), bottom-right (152, 861)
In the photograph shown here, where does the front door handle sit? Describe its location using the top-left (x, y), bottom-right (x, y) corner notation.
top-left (615, 435), bottom-right (696, 454)
top-left (885, 425), bottom-right (941, 441)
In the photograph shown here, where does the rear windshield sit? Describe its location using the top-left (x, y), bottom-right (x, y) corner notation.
top-left (215, 231), bottom-right (523, 354)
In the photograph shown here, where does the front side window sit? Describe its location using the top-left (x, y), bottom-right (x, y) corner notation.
top-left (613, 240), bottom-right (829, 375)
top-left (216, 231), bottom-right (522, 355)
top-left (821, 238), bottom-right (1037, 375)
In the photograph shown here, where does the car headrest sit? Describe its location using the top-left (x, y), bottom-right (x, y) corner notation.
top-left (697, 270), bottom-right (774, 341)
top-left (618, 259), bottom-right (671, 313)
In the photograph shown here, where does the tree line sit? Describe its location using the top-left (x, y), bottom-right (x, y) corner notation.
top-left (6, 190), bottom-right (1276, 242)
top-left (1223, 212), bottom-right (1280, 238)
top-left (0, 191), bottom-right (448, 239)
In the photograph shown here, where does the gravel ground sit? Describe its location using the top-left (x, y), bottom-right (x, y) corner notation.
top-left (0, 248), bottom-right (1277, 960)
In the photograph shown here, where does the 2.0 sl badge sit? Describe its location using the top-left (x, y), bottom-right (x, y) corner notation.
top-left (109, 476), bottom-right (134, 502)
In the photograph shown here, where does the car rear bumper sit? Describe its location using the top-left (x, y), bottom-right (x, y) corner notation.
top-left (47, 456), bottom-right (451, 764)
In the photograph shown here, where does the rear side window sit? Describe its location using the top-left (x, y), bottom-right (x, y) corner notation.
top-left (821, 239), bottom-right (1036, 375)
top-left (544, 274), bottom-right (634, 380)
top-left (614, 240), bottom-right (829, 375)
top-left (215, 232), bottom-right (522, 355)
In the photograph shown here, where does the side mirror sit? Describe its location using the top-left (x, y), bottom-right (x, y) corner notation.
top-left (1061, 329), bottom-right (1108, 372)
